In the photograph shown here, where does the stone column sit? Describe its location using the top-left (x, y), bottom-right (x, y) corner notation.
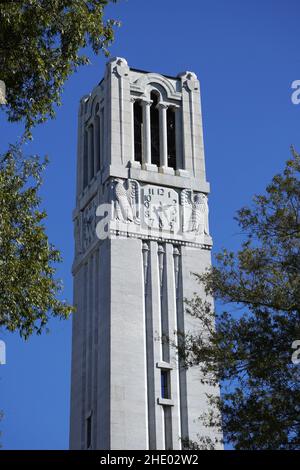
top-left (102, 56), bottom-right (130, 181)
top-left (130, 97), bottom-right (135, 163)
top-left (158, 102), bottom-right (168, 169)
top-left (142, 99), bottom-right (152, 166)
top-left (177, 71), bottom-right (209, 184)
top-left (77, 96), bottom-right (89, 196)
top-left (142, 99), bottom-right (157, 172)
top-left (158, 102), bottom-right (174, 175)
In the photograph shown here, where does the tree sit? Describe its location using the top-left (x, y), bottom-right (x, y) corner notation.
top-left (0, 144), bottom-right (73, 338)
top-left (182, 148), bottom-right (300, 449)
top-left (0, 0), bottom-right (118, 132)
top-left (0, 1), bottom-right (119, 336)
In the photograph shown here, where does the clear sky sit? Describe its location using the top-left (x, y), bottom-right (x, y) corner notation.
top-left (0, 0), bottom-right (300, 449)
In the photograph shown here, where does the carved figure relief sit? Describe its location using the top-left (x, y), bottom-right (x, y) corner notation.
top-left (181, 189), bottom-right (209, 235)
top-left (112, 57), bottom-right (129, 78)
top-left (112, 178), bottom-right (140, 224)
top-left (82, 197), bottom-right (98, 250)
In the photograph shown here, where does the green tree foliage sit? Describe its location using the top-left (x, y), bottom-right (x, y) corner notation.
top-left (0, 1), bottom-right (119, 336)
top-left (182, 148), bottom-right (300, 449)
top-left (0, 144), bottom-right (73, 338)
top-left (0, 0), bottom-right (118, 131)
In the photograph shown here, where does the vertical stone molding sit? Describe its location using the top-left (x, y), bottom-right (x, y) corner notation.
top-left (141, 99), bottom-right (154, 170)
top-left (158, 102), bottom-right (168, 170)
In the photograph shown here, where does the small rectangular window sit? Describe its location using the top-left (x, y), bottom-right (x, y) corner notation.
top-left (83, 129), bottom-right (88, 189)
top-left (86, 415), bottom-right (92, 449)
top-left (161, 370), bottom-right (170, 399)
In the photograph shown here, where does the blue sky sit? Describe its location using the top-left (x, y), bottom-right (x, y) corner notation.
top-left (0, 0), bottom-right (300, 449)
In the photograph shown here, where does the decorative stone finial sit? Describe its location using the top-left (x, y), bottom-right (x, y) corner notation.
top-left (107, 57), bottom-right (129, 78)
top-left (177, 71), bottom-right (199, 91)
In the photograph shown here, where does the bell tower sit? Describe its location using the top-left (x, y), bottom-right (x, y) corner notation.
top-left (69, 57), bottom-right (221, 450)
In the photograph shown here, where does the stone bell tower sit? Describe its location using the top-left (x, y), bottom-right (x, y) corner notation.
top-left (69, 57), bottom-right (221, 450)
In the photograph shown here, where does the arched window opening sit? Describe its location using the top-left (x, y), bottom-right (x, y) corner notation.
top-left (150, 92), bottom-right (160, 166)
top-left (95, 104), bottom-right (101, 173)
top-left (83, 128), bottom-right (88, 189)
top-left (134, 100), bottom-right (143, 163)
top-left (88, 124), bottom-right (94, 180)
top-left (100, 108), bottom-right (104, 166)
top-left (167, 107), bottom-right (176, 170)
